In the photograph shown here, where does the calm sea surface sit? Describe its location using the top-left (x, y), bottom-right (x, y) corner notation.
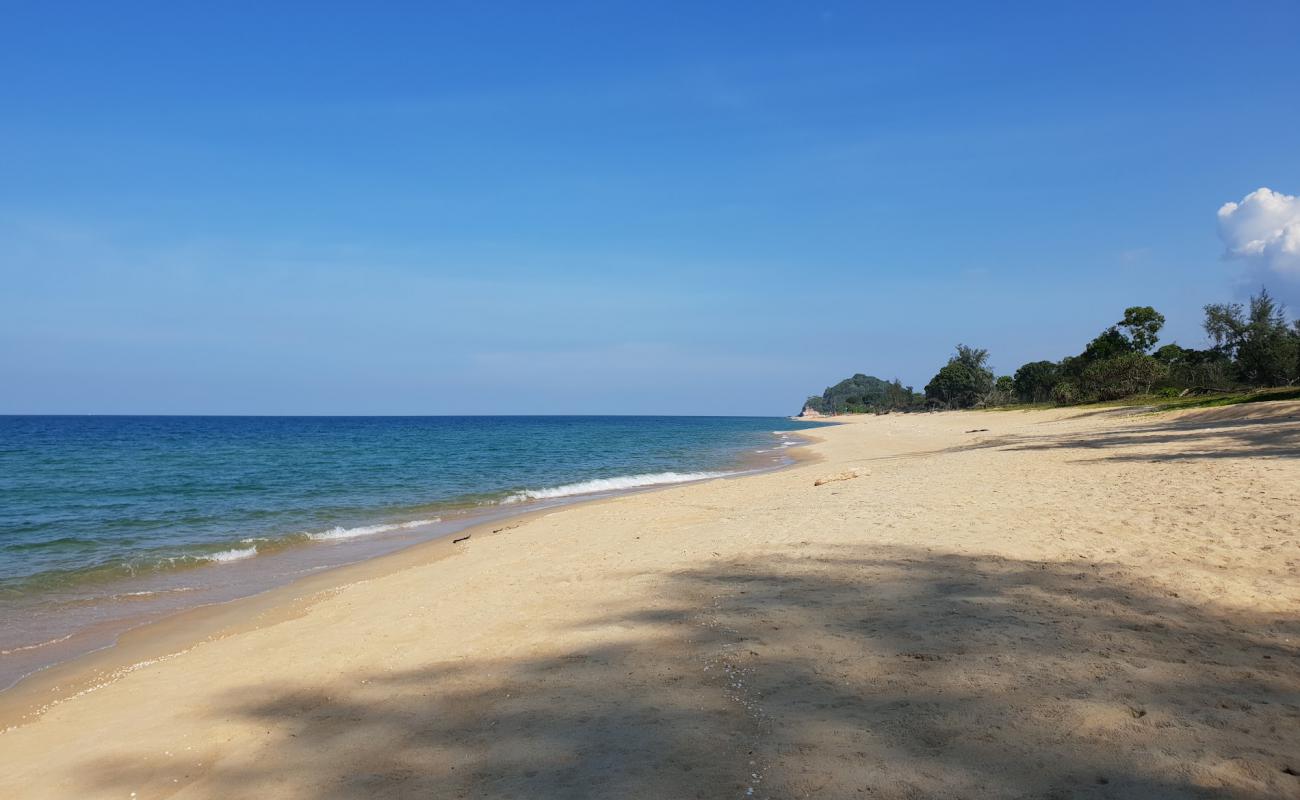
top-left (0, 415), bottom-right (821, 688)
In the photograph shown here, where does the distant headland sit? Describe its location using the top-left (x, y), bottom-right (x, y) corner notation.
top-left (801, 289), bottom-right (1300, 416)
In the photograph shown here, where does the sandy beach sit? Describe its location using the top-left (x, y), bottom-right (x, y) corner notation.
top-left (1, 404), bottom-right (1298, 799)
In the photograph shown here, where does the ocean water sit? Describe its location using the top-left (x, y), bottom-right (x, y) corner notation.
top-left (0, 415), bottom-right (820, 687)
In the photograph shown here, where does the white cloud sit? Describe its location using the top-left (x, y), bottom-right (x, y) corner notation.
top-left (1217, 187), bottom-right (1300, 276)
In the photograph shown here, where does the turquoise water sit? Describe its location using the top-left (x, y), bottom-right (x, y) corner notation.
top-left (0, 415), bottom-right (819, 591)
top-left (0, 415), bottom-right (820, 686)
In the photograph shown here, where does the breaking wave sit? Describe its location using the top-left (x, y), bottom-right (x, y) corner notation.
top-left (503, 471), bottom-right (730, 503)
top-left (201, 546), bottom-right (258, 563)
top-left (304, 518), bottom-right (441, 542)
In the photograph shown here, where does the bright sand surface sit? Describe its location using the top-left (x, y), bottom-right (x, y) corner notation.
top-left (1, 405), bottom-right (1298, 799)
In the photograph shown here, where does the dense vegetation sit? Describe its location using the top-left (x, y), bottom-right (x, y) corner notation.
top-left (802, 374), bottom-right (925, 414)
top-left (803, 289), bottom-right (1300, 414)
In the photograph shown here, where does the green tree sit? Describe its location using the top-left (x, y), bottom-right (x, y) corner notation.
top-left (1154, 343), bottom-right (1233, 391)
top-left (1204, 288), bottom-right (1299, 386)
top-left (955, 344), bottom-right (991, 373)
top-left (925, 344), bottom-right (994, 408)
top-left (989, 375), bottom-right (1015, 406)
top-left (1076, 327), bottom-right (1135, 368)
top-left (1063, 306), bottom-right (1165, 381)
top-left (1118, 306), bottom-right (1166, 353)
top-left (1153, 343), bottom-right (1189, 364)
top-left (1058, 305), bottom-right (1167, 400)
top-left (1012, 360), bottom-right (1061, 403)
top-left (883, 378), bottom-right (920, 412)
top-left (818, 374), bottom-right (891, 413)
top-left (804, 374), bottom-right (923, 415)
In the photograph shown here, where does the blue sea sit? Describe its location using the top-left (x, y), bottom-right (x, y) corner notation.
top-left (0, 415), bottom-right (820, 687)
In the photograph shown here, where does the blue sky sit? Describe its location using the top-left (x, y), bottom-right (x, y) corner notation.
top-left (3, 1), bottom-right (1299, 415)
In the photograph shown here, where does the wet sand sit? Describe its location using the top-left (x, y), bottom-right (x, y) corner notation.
top-left (1, 404), bottom-right (1297, 799)
top-left (0, 437), bottom-right (802, 694)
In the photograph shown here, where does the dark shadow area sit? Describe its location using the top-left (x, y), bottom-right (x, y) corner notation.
top-left (949, 410), bottom-right (1300, 463)
top-left (77, 545), bottom-right (1300, 799)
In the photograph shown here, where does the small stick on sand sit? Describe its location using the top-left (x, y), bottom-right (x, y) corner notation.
top-left (814, 471), bottom-right (859, 486)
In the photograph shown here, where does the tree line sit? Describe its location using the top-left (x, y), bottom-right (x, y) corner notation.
top-left (802, 288), bottom-right (1300, 414)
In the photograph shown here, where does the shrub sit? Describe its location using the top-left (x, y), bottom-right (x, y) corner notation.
top-left (988, 375), bottom-right (1016, 405)
top-left (1079, 353), bottom-right (1168, 401)
top-left (1012, 360), bottom-right (1061, 403)
top-left (1051, 380), bottom-right (1080, 405)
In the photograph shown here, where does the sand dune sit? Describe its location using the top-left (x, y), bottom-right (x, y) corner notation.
top-left (1, 403), bottom-right (1298, 798)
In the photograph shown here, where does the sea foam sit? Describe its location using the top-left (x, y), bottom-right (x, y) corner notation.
top-left (201, 546), bottom-right (258, 563)
top-left (503, 471), bottom-right (730, 503)
top-left (0, 633), bottom-right (74, 656)
top-left (305, 518), bottom-right (440, 542)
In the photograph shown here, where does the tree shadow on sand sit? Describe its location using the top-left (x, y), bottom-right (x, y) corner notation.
top-left (78, 545), bottom-right (1300, 799)
top-left (949, 410), bottom-right (1300, 463)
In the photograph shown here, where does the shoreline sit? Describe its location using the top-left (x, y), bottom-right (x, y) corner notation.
top-left (0, 428), bottom-right (828, 727)
top-left (2, 405), bottom-right (1295, 798)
